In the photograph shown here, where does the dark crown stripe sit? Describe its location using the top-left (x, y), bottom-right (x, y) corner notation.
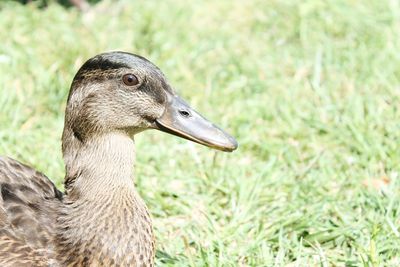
top-left (77, 57), bottom-right (129, 75)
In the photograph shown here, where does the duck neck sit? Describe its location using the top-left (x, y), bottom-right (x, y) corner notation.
top-left (63, 132), bottom-right (137, 199)
top-left (57, 132), bottom-right (154, 266)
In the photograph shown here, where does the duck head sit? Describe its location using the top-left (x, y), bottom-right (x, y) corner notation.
top-left (64, 52), bottom-right (237, 152)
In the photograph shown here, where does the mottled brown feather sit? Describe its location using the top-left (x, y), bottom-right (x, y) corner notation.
top-left (0, 156), bottom-right (61, 266)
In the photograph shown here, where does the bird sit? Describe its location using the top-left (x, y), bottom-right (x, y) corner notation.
top-left (0, 51), bottom-right (237, 266)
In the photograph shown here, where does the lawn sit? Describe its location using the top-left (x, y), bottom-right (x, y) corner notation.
top-left (0, 0), bottom-right (400, 266)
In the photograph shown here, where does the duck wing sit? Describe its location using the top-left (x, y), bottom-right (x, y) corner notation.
top-left (0, 156), bottom-right (63, 266)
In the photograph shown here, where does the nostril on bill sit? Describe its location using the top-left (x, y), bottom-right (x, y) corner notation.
top-left (178, 110), bottom-right (191, 118)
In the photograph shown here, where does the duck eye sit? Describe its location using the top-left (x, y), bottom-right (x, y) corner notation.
top-left (122, 74), bottom-right (139, 86)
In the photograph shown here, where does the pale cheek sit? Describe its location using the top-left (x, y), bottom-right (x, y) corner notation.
top-left (144, 104), bottom-right (164, 121)
top-left (132, 92), bottom-right (163, 118)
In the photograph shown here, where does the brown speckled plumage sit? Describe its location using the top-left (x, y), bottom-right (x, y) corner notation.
top-left (0, 51), bottom-right (237, 266)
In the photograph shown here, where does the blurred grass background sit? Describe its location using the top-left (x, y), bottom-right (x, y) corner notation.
top-left (1, 0), bottom-right (400, 266)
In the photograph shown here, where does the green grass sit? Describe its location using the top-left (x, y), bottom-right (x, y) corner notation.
top-left (1, 0), bottom-right (400, 266)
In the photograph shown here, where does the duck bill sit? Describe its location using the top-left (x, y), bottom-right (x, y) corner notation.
top-left (154, 93), bottom-right (238, 152)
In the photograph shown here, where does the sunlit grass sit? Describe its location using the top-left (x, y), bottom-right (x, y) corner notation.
top-left (1, 0), bottom-right (400, 265)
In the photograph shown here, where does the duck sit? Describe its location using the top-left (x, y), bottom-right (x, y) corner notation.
top-left (0, 51), bottom-right (237, 267)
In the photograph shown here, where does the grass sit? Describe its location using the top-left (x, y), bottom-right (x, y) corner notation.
top-left (0, 0), bottom-right (400, 266)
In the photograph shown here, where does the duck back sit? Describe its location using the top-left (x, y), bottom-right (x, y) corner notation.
top-left (0, 156), bottom-right (63, 266)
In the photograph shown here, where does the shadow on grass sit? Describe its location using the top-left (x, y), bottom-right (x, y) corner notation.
top-left (12, 0), bottom-right (101, 9)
